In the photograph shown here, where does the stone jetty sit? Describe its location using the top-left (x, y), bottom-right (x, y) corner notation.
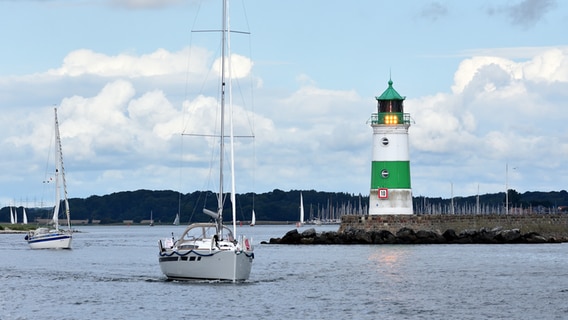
top-left (267, 226), bottom-right (566, 245)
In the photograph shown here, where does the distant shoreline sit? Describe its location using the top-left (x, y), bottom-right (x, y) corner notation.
top-left (0, 221), bottom-right (314, 234)
top-left (0, 229), bottom-right (27, 234)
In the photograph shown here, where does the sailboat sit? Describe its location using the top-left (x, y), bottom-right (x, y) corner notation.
top-left (23, 208), bottom-right (28, 225)
top-left (25, 107), bottom-right (72, 249)
top-left (296, 192), bottom-right (305, 227)
top-left (250, 209), bottom-right (256, 227)
top-left (150, 210), bottom-right (154, 226)
top-left (158, 0), bottom-right (254, 281)
top-left (173, 213), bottom-right (180, 225)
top-left (10, 206), bottom-right (14, 224)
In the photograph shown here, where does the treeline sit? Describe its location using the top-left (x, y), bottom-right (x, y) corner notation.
top-left (2, 189), bottom-right (568, 224)
top-left (415, 190), bottom-right (568, 214)
top-left (3, 189), bottom-right (365, 225)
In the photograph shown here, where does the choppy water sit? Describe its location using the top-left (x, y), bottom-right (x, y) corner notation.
top-left (1, 224), bottom-right (568, 320)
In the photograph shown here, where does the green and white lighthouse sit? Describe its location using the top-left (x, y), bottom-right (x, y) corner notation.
top-left (369, 79), bottom-right (413, 215)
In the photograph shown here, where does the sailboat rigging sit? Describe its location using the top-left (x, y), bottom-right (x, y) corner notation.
top-left (158, 0), bottom-right (254, 281)
top-left (25, 107), bottom-right (73, 249)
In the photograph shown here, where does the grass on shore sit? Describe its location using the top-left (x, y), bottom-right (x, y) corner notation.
top-left (0, 224), bottom-right (37, 231)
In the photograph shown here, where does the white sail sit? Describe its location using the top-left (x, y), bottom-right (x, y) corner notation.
top-left (23, 208), bottom-right (28, 225)
top-left (300, 192), bottom-right (305, 224)
top-left (173, 213), bottom-right (180, 225)
top-left (250, 209), bottom-right (256, 226)
top-left (10, 206), bottom-right (14, 224)
top-left (54, 107), bottom-right (71, 232)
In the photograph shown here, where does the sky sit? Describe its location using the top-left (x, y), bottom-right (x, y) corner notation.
top-left (1, 0), bottom-right (568, 208)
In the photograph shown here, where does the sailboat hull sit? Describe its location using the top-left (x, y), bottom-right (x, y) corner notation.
top-left (27, 230), bottom-right (72, 249)
top-left (159, 249), bottom-right (253, 281)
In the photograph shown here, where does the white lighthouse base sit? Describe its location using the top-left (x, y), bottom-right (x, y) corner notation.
top-left (369, 189), bottom-right (413, 215)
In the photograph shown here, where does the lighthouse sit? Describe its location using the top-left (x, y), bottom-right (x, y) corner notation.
top-left (369, 79), bottom-right (413, 215)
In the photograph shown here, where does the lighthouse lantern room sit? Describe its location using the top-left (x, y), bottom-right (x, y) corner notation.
top-left (369, 79), bottom-right (413, 215)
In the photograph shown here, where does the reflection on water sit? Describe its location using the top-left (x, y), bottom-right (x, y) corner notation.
top-left (369, 246), bottom-right (412, 267)
top-left (368, 246), bottom-right (414, 281)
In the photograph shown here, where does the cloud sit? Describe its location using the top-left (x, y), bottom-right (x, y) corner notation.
top-left (0, 44), bottom-right (279, 198)
top-left (451, 48), bottom-right (568, 94)
top-left (2, 44), bottom-right (568, 202)
top-left (486, 0), bottom-right (557, 29)
top-left (418, 2), bottom-right (449, 21)
top-left (212, 54), bottom-right (254, 80)
top-left (47, 48), bottom-right (209, 78)
top-left (406, 47), bottom-right (568, 196)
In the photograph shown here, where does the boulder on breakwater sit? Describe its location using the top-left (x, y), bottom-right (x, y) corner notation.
top-left (266, 227), bottom-right (566, 245)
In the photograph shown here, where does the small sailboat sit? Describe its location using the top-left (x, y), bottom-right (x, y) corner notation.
top-left (296, 192), bottom-right (305, 227)
top-left (10, 206), bottom-right (14, 224)
top-left (158, 0), bottom-right (254, 281)
top-left (23, 208), bottom-right (28, 225)
top-left (173, 213), bottom-right (180, 225)
top-left (25, 107), bottom-right (72, 249)
top-left (150, 210), bottom-right (154, 226)
top-left (250, 209), bottom-right (256, 227)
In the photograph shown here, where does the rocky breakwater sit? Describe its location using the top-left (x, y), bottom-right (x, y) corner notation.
top-left (267, 227), bottom-right (567, 245)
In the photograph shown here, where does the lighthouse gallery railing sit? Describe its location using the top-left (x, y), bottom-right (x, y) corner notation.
top-left (369, 112), bottom-right (411, 125)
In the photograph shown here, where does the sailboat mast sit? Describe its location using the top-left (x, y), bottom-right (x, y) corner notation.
top-left (216, 0), bottom-right (228, 235)
top-left (226, 0), bottom-right (238, 238)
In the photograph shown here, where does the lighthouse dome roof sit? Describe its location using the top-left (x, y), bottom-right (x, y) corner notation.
top-left (376, 79), bottom-right (405, 101)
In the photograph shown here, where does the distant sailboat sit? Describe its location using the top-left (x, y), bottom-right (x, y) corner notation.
top-left (25, 107), bottom-right (73, 249)
top-left (10, 207), bottom-right (14, 224)
top-left (296, 192), bottom-right (305, 227)
top-left (150, 211), bottom-right (154, 226)
top-left (250, 209), bottom-right (256, 227)
top-left (173, 213), bottom-right (180, 225)
top-left (23, 208), bottom-right (28, 225)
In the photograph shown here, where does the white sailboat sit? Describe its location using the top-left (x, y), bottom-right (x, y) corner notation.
top-left (297, 192), bottom-right (305, 227)
top-left (250, 209), bottom-right (256, 227)
top-left (23, 208), bottom-right (28, 225)
top-left (173, 213), bottom-right (180, 225)
top-left (10, 206), bottom-right (14, 224)
top-left (158, 0), bottom-right (254, 281)
top-left (25, 107), bottom-right (72, 249)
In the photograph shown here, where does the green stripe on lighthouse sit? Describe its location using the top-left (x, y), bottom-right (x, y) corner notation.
top-left (371, 161), bottom-right (411, 189)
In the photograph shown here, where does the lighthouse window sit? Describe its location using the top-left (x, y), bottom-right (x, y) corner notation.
top-left (381, 169), bottom-right (389, 178)
top-left (381, 137), bottom-right (389, 146)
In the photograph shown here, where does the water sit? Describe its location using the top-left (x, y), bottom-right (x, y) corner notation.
top-left (1, 224), bottom-right (568, 320)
